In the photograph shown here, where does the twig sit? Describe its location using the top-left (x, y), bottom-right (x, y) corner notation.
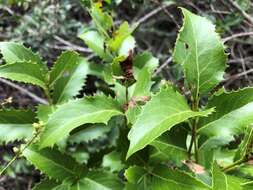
top-left (133, 3), bottom-right (174, 28)
top-left (222, 32), bottom-right (253, 42)
top-left (223, 68), bottom-right (253, 82)
top-left (0, 78), bottom-right (48, 104)
top-left (153, 57), bottom-right (172, 76)
top-left (228, 0), bottom-right (253, 26)
top-left (54, 36), bottom-right (92, 53)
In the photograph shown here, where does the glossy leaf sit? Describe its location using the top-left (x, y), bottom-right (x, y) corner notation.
top-left (127, 85), bottom-right (213, 159)
top-left (198, 88), bottom-right (253, 142)
top-left (70, 170), bottom-right (123, 190)
top-left (0, 42), bottom-right (48, 72)
top-left (149, 132), bottom-right (188, 166)
top-left (212, 162), bottom-right (227, 190)
top-left (0, 61), bottom-right (47, 89)
top-left (125, 165), bottom-right (210, 190)
top-left (50, 51), bottom-right (90, 103)
top-left (33, 179), bottom-right (60, 190)
top-left (79, 30), bottom-right (111, 61)
top-left (39, 95), bottom-right (122, 148)
top-left (173, 8), bottom-right (227, 97)
top-left (0, 109), bottom-right (36, 143)
top-left (23, 145), bottom-right (85, 181)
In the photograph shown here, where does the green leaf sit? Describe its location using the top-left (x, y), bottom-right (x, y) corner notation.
top-left (125, 165), bottom-right (210, 190)
top-left (33, 179), bottom-right (60, 190)
top-left (108, 21), bottom-right (132, 53)
top-left (126, 85), bottom-right (213, 159)
top-left (173, 8), bottom-right (227, 97)
top-left (118, 35), bottom-right (136, 57)
top-left (198, 87), bottom-right (253, 142)
top-left (212, 162), bottom-right (227, 190)
top-left (0, 61), bottom-right (47, 89)
top-left (49, 51), bottom-right (90, 103)
top-left (79, 30), bottom-right (111, 61)
top-left (39, 95), bottom-right (122, 148)
top-left (36, 105), bottom-right (56, 123)
top-left (149, 131), bottom-right (188, 166)
top-left (0, 109), bottom-right (36, 143)
top-left (133, 52), bottom-right (159, 77)
top-left (0, 42), bottom-right (48, 72)
top-left (131, 67), bottom-right (152, 97)
top-left (102, 151), bottom-right (124, 172)
top-left (68, 124), bottom-right (111, 144)
top-left (70, 170), bottom-right (123, 190)
top-left (23, 145), bottom-right (85, 181)
top-left (89, 2), bottom-right (113, 37)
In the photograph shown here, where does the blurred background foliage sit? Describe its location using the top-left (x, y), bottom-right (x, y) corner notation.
top-left (0, 0), bottom-right (253, 189)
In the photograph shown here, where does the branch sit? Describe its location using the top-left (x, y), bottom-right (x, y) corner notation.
top-left (228, 0), bottom-right (253, 26)
top-left (133, 3), bottom-right (174, 28)
top-left (54, 36), bottom-right (92, 53)
top-left (0, 78), bottom-right (48, 104)
top-left (153, 57), bottom-right (172, 76)
top-left (222, 31), bottom-right (253, 42)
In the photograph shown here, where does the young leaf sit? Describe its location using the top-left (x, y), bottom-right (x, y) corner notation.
top-left (39, 96), bottom-right (123, 148)
top-left (212, 162), bottom-right (228, 190)
top-left (0, 61), bottom-right (47, 89)
top-left (0, 42), bottom-right (48, 72)
top-left (49, 51), bottom-right (90, 103)
top-left (23, 145), bottom-right (86, 181)
top-left (133, 52), bottom-right (159, 77)
top-left (125, 165), bottom-right (210, 190)
top-left (126, 85), bottom-right (213, 159)
top-left (173, 8), bottom-right (227, 97)
top-left (79, 30), bottom-right (112, 61)
top-left (108, 21), bottom-right (132, 53)
top-left (0, 109), bottom-right (36, 143)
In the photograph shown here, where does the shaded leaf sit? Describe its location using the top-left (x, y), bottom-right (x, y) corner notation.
top-left (23, 145), bottom-right (86, 181)
top-left (0, 109), bottom-right (36, 143)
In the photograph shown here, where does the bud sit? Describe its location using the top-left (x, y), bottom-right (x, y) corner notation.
top-left (13, 147), bottom-right (19, 153)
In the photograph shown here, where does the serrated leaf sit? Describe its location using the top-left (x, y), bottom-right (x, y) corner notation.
top-left (198, 88), bottom-right (253, 143)
top-left (33, 179), bottom-right (60, 190)
top-left (125, 165), bottom-right (210, 190)
top-left (102, 151), bottom-right (124, 172)
top-left (0, 61), bottom-right (47, 89)
top-left (108, 21), bottom-right (132, 53)
top-left (36, 105), bottom-right (56, 123)
top-left (49, 51), bottom-right (90, 103)
top-left (212, 162), bottom-right (228, 190)
top-left (149, 131), bottom-right (188, 166)
top-left (131, 67), bottom-right (152, 97)
top-left (70, 170), bottom-right (123, 190)
top-left (0, 42), bottom-right (48, 72)
top-left (126, 85), bottom-right (214, 159)
top-left (79, 30), bottom-right (112, 61)
top-left (198, 88), bottom-right (253, 168)
top-left (133, 52), bottom-right (159, 77)
top-left (23, 145), bottom-right (86, 181)
top-left (68, 124), bottom-right (111, 144)
top-left (89, 2), bottom-right (113, 37)
top-left (39, 96), bottom-right (122, 148)
top-left (0, 109), bottom-right (36, 143)
top-left (173, 8), bottom-right (227, 97)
